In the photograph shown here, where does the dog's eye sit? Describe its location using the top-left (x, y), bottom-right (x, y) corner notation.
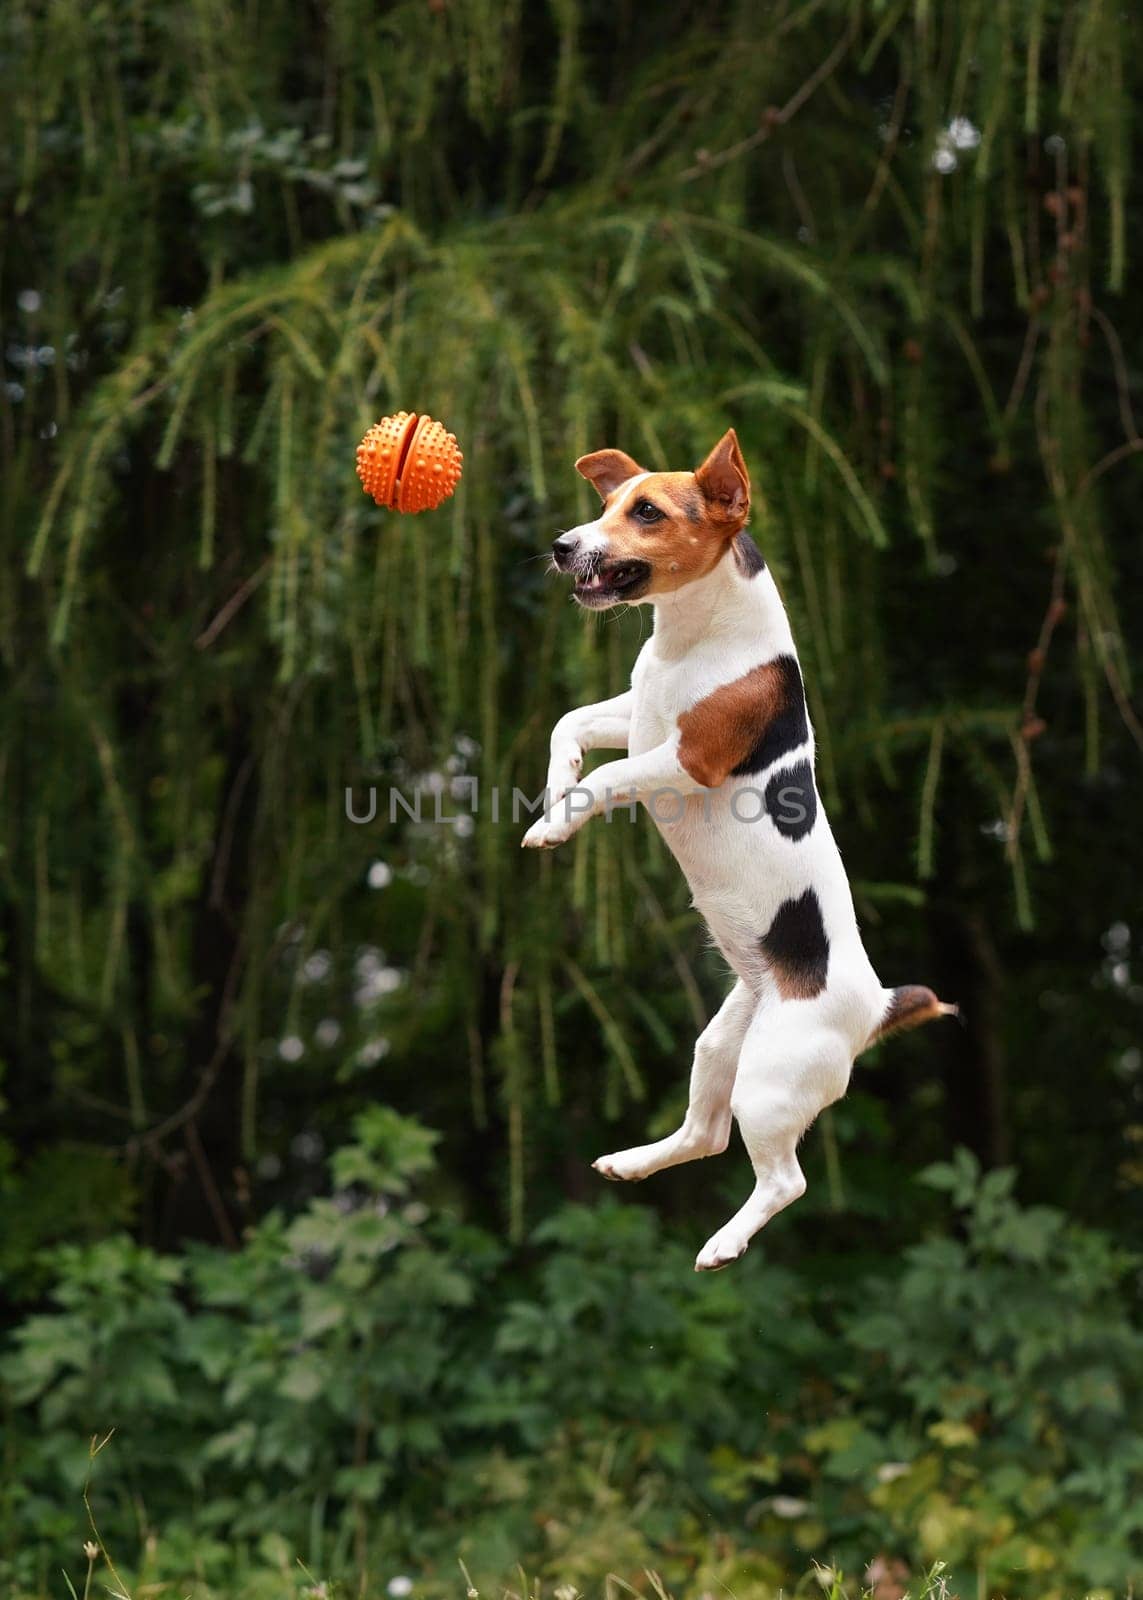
top-left (632, 500), bottom-right (665, 524)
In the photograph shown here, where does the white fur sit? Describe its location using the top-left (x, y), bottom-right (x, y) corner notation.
top-left (525, 505), bottom-right (891, 1270)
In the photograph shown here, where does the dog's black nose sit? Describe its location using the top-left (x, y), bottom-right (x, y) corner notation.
top-left (552, 534), bottom-right (577, 560)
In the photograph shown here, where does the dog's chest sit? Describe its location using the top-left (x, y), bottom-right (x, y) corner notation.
top-left (628, 652), bottom-right (692, 756)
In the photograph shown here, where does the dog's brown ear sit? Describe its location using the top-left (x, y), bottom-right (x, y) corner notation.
top-left (696, 429), bottom-right (750, 523)
top-left (575, 448), bottom-right (645, 499)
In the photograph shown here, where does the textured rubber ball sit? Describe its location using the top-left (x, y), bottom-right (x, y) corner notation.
top-left (355, 412), bottom-right (463, 512)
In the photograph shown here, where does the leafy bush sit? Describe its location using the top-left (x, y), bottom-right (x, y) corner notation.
top-left (844, 1151), bottom-right (1143, 1589)
top-left (2, 1121), bottom-right (1139, 1599)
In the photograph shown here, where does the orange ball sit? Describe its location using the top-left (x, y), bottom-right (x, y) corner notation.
top-left (355, 411), bottom-right (463, 513)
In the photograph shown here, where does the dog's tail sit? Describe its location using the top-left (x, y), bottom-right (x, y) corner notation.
top-left (865, 985), bottom-right (959, 1050)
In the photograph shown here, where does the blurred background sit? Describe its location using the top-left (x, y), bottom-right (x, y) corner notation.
top-left (1, 2), bottom-right (1141, 1596)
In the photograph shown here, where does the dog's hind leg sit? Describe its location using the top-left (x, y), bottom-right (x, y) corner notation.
top-left (593, 979), bottom-right (756, 1182)
top-left (694, 1003), bottom-right (851, 1271)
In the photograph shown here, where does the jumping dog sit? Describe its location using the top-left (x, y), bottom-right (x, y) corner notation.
top-left (523, 430), bottom-right (955, 1271)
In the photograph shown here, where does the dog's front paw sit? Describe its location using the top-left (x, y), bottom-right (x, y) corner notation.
top-left (592, 1150), bottom-right (649, 1183)
top-left (522, 813), bottom-right (574, 850)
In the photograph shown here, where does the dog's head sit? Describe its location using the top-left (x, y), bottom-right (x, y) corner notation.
top-left (550, 430), bottom-right (752, 609)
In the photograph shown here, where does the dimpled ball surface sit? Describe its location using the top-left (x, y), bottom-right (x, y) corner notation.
top-left (355, 412), bottom-right (463, 513)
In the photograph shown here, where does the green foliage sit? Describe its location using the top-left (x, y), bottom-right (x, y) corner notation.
top-left (2, 1119), bottom-right (1139, 1598)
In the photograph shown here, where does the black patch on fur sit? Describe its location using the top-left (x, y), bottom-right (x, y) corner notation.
top-left (733, 530), bottom-right (766, 576)
top-left (759, 889), bottom-right (829, 999)
top-left (765, 759), bottom-right (817, 841)
top-left (730, 655), bottom-right (809, 777)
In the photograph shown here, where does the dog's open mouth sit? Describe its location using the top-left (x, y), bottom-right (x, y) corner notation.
top-left (573, 560), bottom-right (652, 607)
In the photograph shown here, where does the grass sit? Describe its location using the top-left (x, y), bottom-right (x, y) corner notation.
top-left (53, 1545), bottom-right (962, 1600)
top-left (27, 1435), bottom-right (1111, 1600)
top-left (42, 1446), bottom-right (963, 1600)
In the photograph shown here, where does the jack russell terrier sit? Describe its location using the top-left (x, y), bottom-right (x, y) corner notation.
top-left (523, 429), bottom-right (955, 1271)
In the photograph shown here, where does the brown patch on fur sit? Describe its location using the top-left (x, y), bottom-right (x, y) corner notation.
top-left (592, 471), bottom-right (729, 596)
top-left (676, 659), bottom-right (794, 787)
top-left (772, 968), bottom-right (821, 1002)
top-left (696, 428), bottom-right (750, 521)
top-left (866, 985), bottom-right (958, 1048)
top-left (575, 449), bottom-right (645, 497)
